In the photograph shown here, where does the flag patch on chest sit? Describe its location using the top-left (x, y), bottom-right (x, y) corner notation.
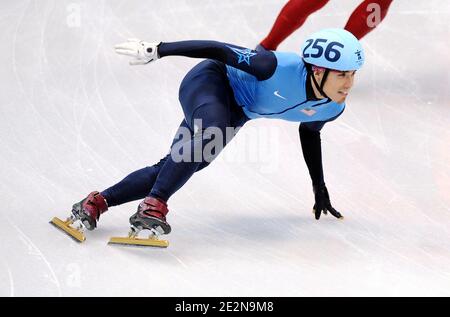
top-left (301, 108), bottom-right (316, 116)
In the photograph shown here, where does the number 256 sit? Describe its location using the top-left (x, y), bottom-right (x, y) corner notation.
top-left (303, 38), bottom-right (344, 62)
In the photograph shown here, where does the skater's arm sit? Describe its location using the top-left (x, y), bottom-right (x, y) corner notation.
top-left (299, 120), bottom-right (344, 221)
top-left (114, 39), bottom-right (276, 79)
top-left (299, 123), bottom-right (325, 187)
top-left (158, 41), bottom-right (277, 80)
top-left (298, 109), bottom-right (344, 186)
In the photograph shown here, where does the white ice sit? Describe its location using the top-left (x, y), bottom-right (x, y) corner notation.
top-left (0, 0), bottom-right (449, 296)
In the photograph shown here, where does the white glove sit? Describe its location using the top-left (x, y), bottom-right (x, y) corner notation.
top-left (114, 39), bottom-right (161, 65)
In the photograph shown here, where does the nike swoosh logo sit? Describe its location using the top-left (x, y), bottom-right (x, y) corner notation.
top-left (274, 90), bottom-right (287, 100)
top-left (301, 109), bottom-right (316, 116)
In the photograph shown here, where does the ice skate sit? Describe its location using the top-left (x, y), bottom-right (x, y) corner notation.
top-left (50, 191), bottom-right (108, 242)
top-left (50, 215), bottom-right (87, 242)
top-left (109, 196), bottom-right (170, 248)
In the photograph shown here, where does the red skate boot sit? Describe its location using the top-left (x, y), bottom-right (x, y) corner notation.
top-left (129, 196), bottom-right (171, 235)
top-left (108, 196), bottom-right (170, 248)
top-left (50, 191), bottom-right (108, 242)
top-left (71, 191), bottom-right (108, 231)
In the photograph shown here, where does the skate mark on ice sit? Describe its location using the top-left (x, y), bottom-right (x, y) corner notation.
top-left (2, 261), bottom-right (14, 297)
top-left (8, 219), bottom-right (62, 296)
top-left (167, 250), bottom-right (189, 269)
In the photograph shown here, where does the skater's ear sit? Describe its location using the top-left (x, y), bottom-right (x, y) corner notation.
top-left (312, 66), bottom-right (324, 78)
top-left (313, 69), bottom-right (325, 82)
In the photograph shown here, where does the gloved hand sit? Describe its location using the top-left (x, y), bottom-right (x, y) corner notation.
top-left (313, 185), bottom-right (343, 220)
top-left (114, 39), bottom-right (161, 65)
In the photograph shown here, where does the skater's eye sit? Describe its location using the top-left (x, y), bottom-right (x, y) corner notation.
top-left (338, 71), bottom-right (355, 78)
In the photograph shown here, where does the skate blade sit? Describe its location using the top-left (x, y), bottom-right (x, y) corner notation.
top-left (50, 217), bottom-right (86, 243)
top-left (108, 236), bottom-right (169, 248)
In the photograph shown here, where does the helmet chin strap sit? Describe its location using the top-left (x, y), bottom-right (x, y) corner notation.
top-left (310, 68), bottom-right (330, 99)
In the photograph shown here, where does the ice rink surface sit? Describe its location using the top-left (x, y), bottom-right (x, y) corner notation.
top-left (0, 0), bottom-right (449, 296)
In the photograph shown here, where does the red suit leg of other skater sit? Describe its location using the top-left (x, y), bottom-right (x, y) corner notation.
top-left (260, 0), bottom-right (329, 50)
top-left (344, 0), bottom-right (393, 40)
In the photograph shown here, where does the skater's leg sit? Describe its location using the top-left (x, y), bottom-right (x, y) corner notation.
top-left (128, 60), bottom-right (248, 235)
top-left (100, 155), bottom-right (168, 207)
top-left (344, 0), bottom-right (393, 40)
top-left (260, 0), bottom-right (329, 50)
top-left (149, 60), bottom-right (248, 202)
top-left (149, 102), bottom-right (232, 201)
top-left (100, 119), bottom-right (211, 207)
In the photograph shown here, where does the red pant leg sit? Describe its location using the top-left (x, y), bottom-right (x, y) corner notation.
top-left (344, 0), bottom-right (393, 39)
top-left (260, 0), bottom-right (329, 50)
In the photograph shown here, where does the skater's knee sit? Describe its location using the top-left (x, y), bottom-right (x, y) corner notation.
top-left (194, 124), bottom-right (228, 148)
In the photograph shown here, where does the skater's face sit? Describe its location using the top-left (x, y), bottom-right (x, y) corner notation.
top-left (313, 69), bottom-right (356, 104)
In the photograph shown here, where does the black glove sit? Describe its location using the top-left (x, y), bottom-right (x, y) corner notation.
top-left (313, 185), bottom-right (343, 220)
